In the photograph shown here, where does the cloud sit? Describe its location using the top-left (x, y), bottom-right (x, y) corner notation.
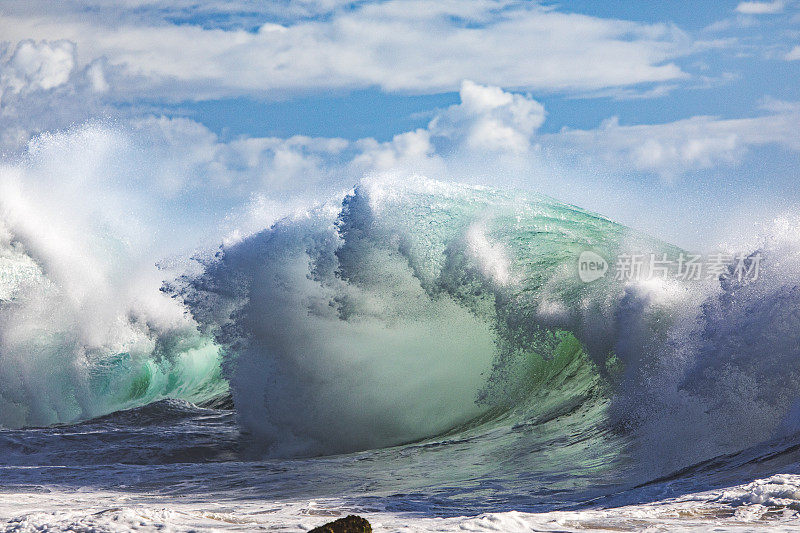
top-left (126, 116), bottom-right (352, 204)
top-left (6, 71), bottom-right (798, 205)
top-left (2, 0), bottom-right (359, 28)
top-left (0, 40), bottom-right (112, 151)
top-left (786, 46), bottom-right (800, 60)
top-left (18, 81), bottom-right (547, 243)
top-left (70, 82), bottom-right (800, 210)
top-left (1, 40), bottom-right (76, 93)
top-left (0, 1), bottom-right (692, 100)
top-left (428, 80), bottom-right (546, 153)
top-left (548, 112), bottom-right (800, 180)
top-left (735, 1), bottom-right (785, 14)
top-left (5, 78), bottom-right (799, 255)
top-left (759, 96), bottom-right (800, 112)
top-left (120, 82), bottom-right (800, 224)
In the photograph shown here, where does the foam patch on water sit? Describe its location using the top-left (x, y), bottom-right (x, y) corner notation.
top-left (4, 474), bottom-right (800, 532)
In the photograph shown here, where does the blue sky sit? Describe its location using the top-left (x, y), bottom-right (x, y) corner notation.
top-left (0, 0), bottom-right (799, 249)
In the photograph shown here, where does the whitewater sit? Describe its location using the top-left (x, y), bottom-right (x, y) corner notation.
top-left (3, 127), bottom-right (800, 531)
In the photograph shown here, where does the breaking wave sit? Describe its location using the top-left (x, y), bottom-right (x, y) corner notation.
top-left (174, 174), bottom-right (800, 475)
top-left (3, 124), bottom-right (800, 482)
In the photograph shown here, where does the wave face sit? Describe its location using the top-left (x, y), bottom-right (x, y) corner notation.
top-left (173, 175), bottom-right (654, 457)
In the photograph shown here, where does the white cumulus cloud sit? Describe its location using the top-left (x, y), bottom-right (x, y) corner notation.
top-left (548, 112), bottom-right (800, 180)
top-left (1, 40), bottom-right (76, 94)
top-left (735, 1), bottom-right (785, 14)
top-left (5, 78), bottom-right (800, 252)
top-left (0, 1), bottom-right (692, 100)
top-left (429, 80), bottom-right (547, 153)
top-left (0, 40), bottom-right (112, 151)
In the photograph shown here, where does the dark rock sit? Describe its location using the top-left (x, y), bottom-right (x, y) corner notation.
top-left (308, 514), bottom-right (372, 533)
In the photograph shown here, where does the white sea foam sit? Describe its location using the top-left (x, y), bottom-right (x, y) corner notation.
top-left (4, 474), bottom-right (800, 532)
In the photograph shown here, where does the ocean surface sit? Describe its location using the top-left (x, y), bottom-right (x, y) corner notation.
top-left (3, 175), bottom-right (800, 531)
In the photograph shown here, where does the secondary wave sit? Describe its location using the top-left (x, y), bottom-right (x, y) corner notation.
top-left (0, 125), bottom-right (228, 427)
